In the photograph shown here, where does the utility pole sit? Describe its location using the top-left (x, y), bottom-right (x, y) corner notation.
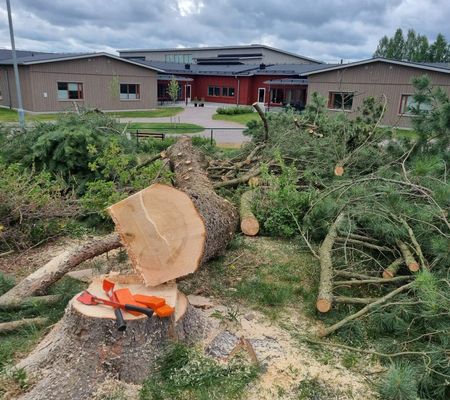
top-left (6, 0), bottom-right (25, 128)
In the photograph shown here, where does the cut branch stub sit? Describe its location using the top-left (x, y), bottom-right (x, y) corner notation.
top-left (382, 258), bottom-right (404, 279)
top-left (396, 240), bottom-right (420, 272)
top-left (239, 190), bottom-right (260, 236)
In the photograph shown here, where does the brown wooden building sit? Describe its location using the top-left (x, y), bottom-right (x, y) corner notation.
top-left (305, 58), bottom-right (450, 128)
top-left (0, 53), bottom-right (162, 112)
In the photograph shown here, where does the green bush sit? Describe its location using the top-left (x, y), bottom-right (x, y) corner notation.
top-left (216, 106), bottom-right (254, 115)
top-left (0, 163), bottom-right (76, 251)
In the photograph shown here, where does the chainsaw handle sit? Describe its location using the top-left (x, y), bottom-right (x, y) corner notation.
top-left (114, 308), bottom-right (127, 331)
top-left (125, 304), bottom-right (154, 318)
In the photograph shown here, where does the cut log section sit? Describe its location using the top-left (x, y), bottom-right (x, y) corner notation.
top-left (382, 258), bottom-right (404, 279)
top-left (0, 317), bottom-right (48, 333)
top-left (108, 137), bottom-right (238, 287)
top-left (316, 213), bottom-right (344, 313)
top-left (240, 190), bottom-right (260, 236)
top-left (396, 240), bottom-right (420, 272)
top-left (15, 274), bottom-right (199, 400)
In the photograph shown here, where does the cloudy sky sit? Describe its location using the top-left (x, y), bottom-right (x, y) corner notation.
top-left (0, 0), bottom-right (449, 63)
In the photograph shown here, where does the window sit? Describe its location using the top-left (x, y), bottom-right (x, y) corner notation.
top-left (328, 92), bottom-right (354, 110)
top-left (399, 94), bottom-right (432, 115)
top-left (57, 82), bottom-right (83, 100)
top-left (222, 87), bottom-right (228, 96)
top-left (228, 87), bottom-right (235, 97)
top-left (208, 86), bottom-right (221, 96)
top-left (165, 54), bottom-right (192, 63)
top-left (270, 88), bottom-right (284, 103)
top-left (120, 84), bottom-right (140, 100)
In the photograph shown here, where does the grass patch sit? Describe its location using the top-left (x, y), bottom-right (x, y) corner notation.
top-left (0, 273), bottom-right (86, 373)
top-left (179, 237), bottom-right (320, 318)
top-left (391, 128), bottom-right (419, 139)
top-left (124, 122), bottom-right (204, 134)
top-left (139, 342), bottom-right (259, 400)
top-left (212, 112), bottom-right (258, 125)
top-left (107, 107), bottom-right (183, 118)
top-left (0, 108), bottom-right (57, 122)
top-left (212, 113), bottom-right (259, 126)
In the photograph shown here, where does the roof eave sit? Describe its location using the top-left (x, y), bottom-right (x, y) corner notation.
top-left (304, 58), bottom-right (450, 76)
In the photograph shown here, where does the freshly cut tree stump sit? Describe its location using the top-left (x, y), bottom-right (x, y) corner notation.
top-left (240, 190), bottom-right (260, 236)
top-left (109, 137), bottom-right (238, 287)
top-left (316, 213), bottom-right (344, 313)
top-left (16, 274), bottom-right (202, 400)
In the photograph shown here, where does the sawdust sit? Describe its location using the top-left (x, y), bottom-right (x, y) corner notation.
top-left (195, 303), bottom-right (378, 400)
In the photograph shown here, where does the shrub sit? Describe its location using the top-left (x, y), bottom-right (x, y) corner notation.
top-left (0, 163), bottom-right (77, 251)
top-left (216, 106), bottom-right (254, 115)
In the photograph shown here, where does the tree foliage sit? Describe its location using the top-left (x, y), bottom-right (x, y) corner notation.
top-left (374, 28), bottom-right (450, 62)
top-left (167, 76), bottom-right (180, 103)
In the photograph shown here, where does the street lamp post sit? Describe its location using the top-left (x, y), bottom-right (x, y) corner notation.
top-left (6, 0), bottom-right (25, 128)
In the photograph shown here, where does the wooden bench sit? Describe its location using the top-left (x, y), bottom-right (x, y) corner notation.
top-left (131, 130), bottom-right (166, 143)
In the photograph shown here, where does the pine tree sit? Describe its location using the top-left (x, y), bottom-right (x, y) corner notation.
top-left (428, 33), bottom-right (449, 62)
top-left (373, 29), bottom-right (449, 62)
top-left (373, 36), bottom-right (390, 58)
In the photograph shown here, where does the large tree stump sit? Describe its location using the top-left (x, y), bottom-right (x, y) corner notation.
top-left (16, 274), bottom-right (203, 400)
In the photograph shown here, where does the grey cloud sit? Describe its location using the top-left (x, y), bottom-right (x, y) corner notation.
top-left (0, 0), bottom-right (449, 62)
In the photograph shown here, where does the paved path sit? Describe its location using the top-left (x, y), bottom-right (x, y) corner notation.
top-left (120, 105), bottom-right (249, 145)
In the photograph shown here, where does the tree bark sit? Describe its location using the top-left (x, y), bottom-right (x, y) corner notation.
top-left (382, 258), bottom-right (404, 279)
top-left (166, 137), bottom-right (239, 266)
top-left (239, 190), bottom-right (260, 236)
top-left (0, 233), bottom-right (122, 309)
top-left (316, 213), bottom-right (344, 313)
top-left (15, 276), bottom-right (205, 400)
top-left (396, 240), bottom-right (420, 272)
top-left (0, 295), bottom-right (61, 310)
top-left (0, 317), bottom-right (48, 333)
top-left (252, 102), bottom-right (269, 141)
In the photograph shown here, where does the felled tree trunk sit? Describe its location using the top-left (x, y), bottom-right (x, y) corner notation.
top-left (0, 233), bottom-right (122, 309)
top-left (316, 213), bottom-right (344, 313)
top-left (16, 275), bottom-right (203, 400)
top-left (240, 190), bottom-right (260, 236)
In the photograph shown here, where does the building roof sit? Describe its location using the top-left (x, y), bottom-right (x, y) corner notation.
top-left (263, 78), bottom-right (309, 85)
top-left (255, 63), bottom-right (338, 76)
top-left (133, 59), bottom-right (334, 77)
top-left (303, 57), bottom-right (450, 76)
top-left (0, 49), bottom-right (57, 61)
top-left (0, 51), bottom-right (164, 73)
top-left (133, 59), bottom-right (258, 76)
top-left (118, 44), bottom-right (323, 64)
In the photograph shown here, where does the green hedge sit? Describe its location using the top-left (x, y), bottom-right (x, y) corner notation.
top-left (216, 106), bottom-right (254, 115)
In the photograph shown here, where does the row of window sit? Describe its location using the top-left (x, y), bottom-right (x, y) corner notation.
top-left (207, 86), bottom-right (235, 97)
top-left (164, 54), bottom-right (193, 63)
top-left (327, 92), bottom-right (427, 115)
top-left (57, 82), bottom-right (140, 100)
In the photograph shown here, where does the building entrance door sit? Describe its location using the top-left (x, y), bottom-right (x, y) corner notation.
top-left (257, 87), bottom-right (266, 103)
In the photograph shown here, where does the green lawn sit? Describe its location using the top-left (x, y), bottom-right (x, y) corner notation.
top-left (212, 112), bottom-right (259, 125)
top-left (0, 108), bottom-right (57, 122)
top-left (107, 107), bottom-right (183, 118)
top-left (391, 128), bottom-right (419, 139)
top-left (123, 122), bottom-right (204, 134)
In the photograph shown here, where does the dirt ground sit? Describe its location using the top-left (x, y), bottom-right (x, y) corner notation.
top-left (2, 235), bottom-right (380, 400)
